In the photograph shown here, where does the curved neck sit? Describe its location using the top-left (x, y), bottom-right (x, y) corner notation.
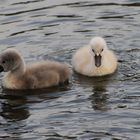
top-left (10, 58), bottom-right (26, 76)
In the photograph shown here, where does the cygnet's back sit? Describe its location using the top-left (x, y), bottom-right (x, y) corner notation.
top-left (25, 61), bottom-right (70, 88)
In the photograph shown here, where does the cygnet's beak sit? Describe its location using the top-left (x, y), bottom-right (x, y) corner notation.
top-left (0, 65), bottom-right (4, 72)
top-left (95, 53), bottom-right (102, 67)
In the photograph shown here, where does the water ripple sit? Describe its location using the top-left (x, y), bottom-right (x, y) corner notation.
top-left (0, 0), bottom-right (140, 140)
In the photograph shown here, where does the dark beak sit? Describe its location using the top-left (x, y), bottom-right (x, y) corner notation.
top-left (0, 65), bottom-right (4, 72)
top-left (95, 54), bottom-right (102, 67)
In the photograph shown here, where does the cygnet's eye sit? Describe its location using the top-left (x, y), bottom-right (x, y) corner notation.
top-left (101, 49), bottom-right (104, 52)
top-left (92, 49), bottom-right (95, 53)
top-left (2, 60), bottom-right (6, 64)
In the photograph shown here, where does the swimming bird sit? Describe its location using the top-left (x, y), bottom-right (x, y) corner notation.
top-left (72, 37), bottom-right (117, 76)
top-left (0, 48), bottom-right (70, 90)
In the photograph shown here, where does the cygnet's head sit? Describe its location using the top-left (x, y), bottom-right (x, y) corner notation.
top-left (90, 37), bottom-right (108, 67)
top-left (0, 48), bottom-right (24, 72)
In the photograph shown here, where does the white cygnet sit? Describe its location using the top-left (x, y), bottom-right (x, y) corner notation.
top-left (0, 48), bottom-right (70, 90)
top-left (72, 37), bottom-right (117, 76)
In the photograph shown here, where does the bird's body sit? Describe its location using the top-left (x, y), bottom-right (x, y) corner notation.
top-left (0, 49), bottom-right (70, 90)
top-left (72, 37), bottom-right (117, 76)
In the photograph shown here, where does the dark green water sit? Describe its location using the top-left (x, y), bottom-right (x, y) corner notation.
top-left (0, 0), bottom-right (140, 139)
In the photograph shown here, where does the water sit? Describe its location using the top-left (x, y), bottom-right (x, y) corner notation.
top-left (0, 0), bottom-right (140, 139)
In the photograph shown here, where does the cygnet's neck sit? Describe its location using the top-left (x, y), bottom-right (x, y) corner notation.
top-left (10, 58), bottom-right (26, 77)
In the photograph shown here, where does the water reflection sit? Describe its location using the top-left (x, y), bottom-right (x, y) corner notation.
top-left (74, 72), bottom-right (115, 111)
top-left (90, 83), bottom-right (109, 111)
top-left (0, 93), bottom-right (30, 121)
top-left (0, 86), bottom-right (70, 139)
top-left (89, 75), bottom-right (115, 111)
top-left (0, 85), bottom-right (69, 121)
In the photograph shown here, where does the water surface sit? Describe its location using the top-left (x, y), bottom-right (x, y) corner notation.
top-left (0, 0), bottom-right (140, 139)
